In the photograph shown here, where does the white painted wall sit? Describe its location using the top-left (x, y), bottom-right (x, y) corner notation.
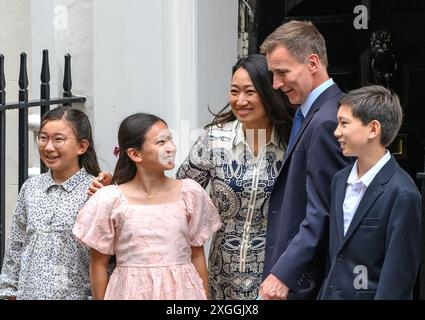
top-left (29, 0), bottom-right (93, 102)
top-left (0, 0), bottom-right (31, 240)
top-left (92, 0), bottom-right (163, 172)
top-left (197, 0), bottom-right (238, 127)
top-left (93, 0), bottom-right (238, 172)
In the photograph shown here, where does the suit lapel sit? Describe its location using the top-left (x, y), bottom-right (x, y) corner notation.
top-left (283, 84), bottom-right (342, 162)
top-left (340, 157), bottom-right (398, 247)
top-left (334, 168), bottom-right (351, 243)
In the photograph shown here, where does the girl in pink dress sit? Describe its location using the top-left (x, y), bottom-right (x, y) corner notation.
top-left (73, 113), bottom-right (221, 300)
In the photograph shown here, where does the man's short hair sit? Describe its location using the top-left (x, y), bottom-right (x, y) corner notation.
top-left (339, 85), bottom-right (403, 147)
top-left (260, 20), bottom-right (328, 68)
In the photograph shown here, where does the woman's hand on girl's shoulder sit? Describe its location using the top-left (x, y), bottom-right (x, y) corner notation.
top-left (88, 172), bottom-right (113, 196)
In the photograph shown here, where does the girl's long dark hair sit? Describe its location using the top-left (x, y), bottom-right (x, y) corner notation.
top-left (112, 113), bottom-right (166, 185)
top-left (40, 106), bottom-right (101, 176)
top-left (205, 54), bottom-right (292, 147)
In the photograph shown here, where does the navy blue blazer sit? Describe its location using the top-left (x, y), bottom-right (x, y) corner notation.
top-left (319, 157), bottom-right (421, 300)
top-left (263, 83), bottom-right (352, 299)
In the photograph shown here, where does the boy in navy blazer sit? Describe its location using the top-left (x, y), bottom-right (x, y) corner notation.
top-left (319, 85), bottom-right (421, 299)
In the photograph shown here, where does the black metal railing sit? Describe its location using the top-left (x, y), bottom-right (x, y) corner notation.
top-left (417, 153), bottom-right (425, 299)
top-left (0, 50), bottom-right (86, 267)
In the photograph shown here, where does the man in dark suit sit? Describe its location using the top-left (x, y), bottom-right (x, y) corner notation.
top-left (258, 20), bottom-right (352, 300)
top-left (319, 85), bottom-right (421, 299)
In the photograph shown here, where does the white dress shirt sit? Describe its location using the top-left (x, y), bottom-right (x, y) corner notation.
top-left (343, 151), bottom-right (391, 235)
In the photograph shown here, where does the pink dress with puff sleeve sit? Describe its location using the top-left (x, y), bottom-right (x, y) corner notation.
top-left (73, 179), bottom-right (221, 300)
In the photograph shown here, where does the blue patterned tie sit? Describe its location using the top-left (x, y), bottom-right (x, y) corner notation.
top-left (287, 108), bottom-right (304, 152)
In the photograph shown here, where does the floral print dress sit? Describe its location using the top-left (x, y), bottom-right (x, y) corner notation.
top-left (0, 169), bottom-right (94, 300)
top-left (176, 120), bottom-right (285, 300)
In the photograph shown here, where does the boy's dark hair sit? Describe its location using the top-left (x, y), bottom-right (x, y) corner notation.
top-left (205, 54), bottom-right (291, 147)
top-left (112, 113), bottom-right (166, 185)
top-left (40, 106), bottom-right (101, 176)
top-left (339, 85), bottom-right (403, 147)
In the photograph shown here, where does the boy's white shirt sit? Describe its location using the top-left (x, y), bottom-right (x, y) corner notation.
top-left (342, 150), bottom-right (391, 235)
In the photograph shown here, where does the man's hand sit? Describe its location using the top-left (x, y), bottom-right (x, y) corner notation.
top-left (88, 172), bottom-right (113, 196)
top-left (259, 274), bottom-right (289, 300)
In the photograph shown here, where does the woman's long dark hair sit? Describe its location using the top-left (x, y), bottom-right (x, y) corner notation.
top-left (205, 54), bottom-right (292, 147)
top-left (112, 113), bottom-right (166, 185)
top-left (40, 106), bottom-right (101, 176)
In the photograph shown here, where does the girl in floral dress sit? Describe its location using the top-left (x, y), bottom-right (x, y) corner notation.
top-left (73, 113), bottom-right (221, 300)
top-left (0, 107), bottom-right (100, 299)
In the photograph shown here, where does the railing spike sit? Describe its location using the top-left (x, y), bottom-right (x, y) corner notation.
top-left (0, 54), bottom-right (5, 92)
top-left (40, 49), bottom-right (50, 172)
top-left (41, 49), bottom-right (50, 84)
top-left (63, 54), bottom-right (72, 97)
top-left (19, 52), bottom-right (28, 91)
top-left (18, 53), bottom-right (29, 189)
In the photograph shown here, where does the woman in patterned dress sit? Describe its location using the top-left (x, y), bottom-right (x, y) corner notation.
top-left (0, 107), bottom-right (100, 299)
top-left (176, 54), bottom-right (292, 299)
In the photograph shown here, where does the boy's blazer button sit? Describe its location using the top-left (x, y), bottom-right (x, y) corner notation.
top-left (337, 254), bottom-right (344, 262)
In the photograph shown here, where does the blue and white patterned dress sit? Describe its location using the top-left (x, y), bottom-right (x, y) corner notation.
top-left (0, 168), bottom-right (94, 300)
top-left (176, 120), bottom-right (285, 300)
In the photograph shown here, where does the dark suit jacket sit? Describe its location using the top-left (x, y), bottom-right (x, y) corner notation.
top-left (319, 157), bottom-right (421, 300)
top-left (263, 83), bottom-right (352, 299)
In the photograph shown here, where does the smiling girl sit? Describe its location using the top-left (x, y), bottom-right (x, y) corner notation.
top-left (0, 106), bottom-right (100, 299)
top-left (73, 113), bottom-right (221, 300)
